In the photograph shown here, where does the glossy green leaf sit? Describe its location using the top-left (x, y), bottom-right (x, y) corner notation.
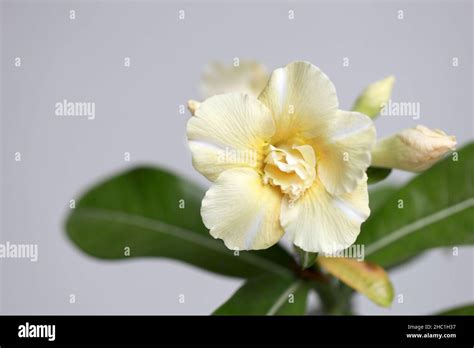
top-left (65, 166), bottom-right (293, 279)
top-left (435, 304), bottom-right (474, 315)
top-left (369, 186), bottom-right (398, 213)
top-left (367, 167), bottom-right (392, 185)
top-left (213, 274), bottom-right (309, 315)
top-left (358, 142), bottom-right (474, 268)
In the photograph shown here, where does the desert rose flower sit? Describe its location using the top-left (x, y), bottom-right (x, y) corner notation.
top-left (188, 60), bottom-right (269, 116)
top-left (200, 60), bottom-right (269, 99)
top-left (352, 76), bottom-right (395, 119)
top-left (187, 61), bottom-right (376, 253)
top-left (371, 125), bottom-right (457, 172)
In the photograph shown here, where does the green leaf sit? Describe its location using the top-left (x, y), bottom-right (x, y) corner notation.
top-left (358, 142), bottom-right (474, 268)
top-left (213, 274), bottom-right (309, 315)
top-left (367, 167), bottom-right (392, 185)
top-left (318, 257), bottom-right (394, 307)
top-left (435, 304), bottom-right (474, 315)
top-left (369, 186), bottom-right (423, 269)
top-left (65, 166), bottom-right (293, 279)
top-left (369, 186), bottom-right (398, 213)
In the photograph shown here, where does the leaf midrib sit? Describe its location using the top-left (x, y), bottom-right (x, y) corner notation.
top-left (266, 281), bottom-right (302, 316)
top-left (72, 207), bottom-right (292, 277)
top-left (365, 197), bottom-right (474, 256)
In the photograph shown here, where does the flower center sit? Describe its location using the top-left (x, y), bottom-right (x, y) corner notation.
top-left (263, 143), bottom-right (316, 202)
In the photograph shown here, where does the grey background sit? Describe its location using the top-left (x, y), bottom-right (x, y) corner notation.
top-left (1, 0), bottom-right (473, 314)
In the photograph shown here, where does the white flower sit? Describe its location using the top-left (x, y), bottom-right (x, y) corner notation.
top-left (188, 60), bottom-right (269, 116)
top-left (371, 125), bottom-right (457, 172)
top-left (200, 60), bottom-right (269, 99)
top-left (187, 61), bottom-right (376, 254)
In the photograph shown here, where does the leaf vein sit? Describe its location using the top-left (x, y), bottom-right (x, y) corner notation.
top-left (365, 198), bottom-right (474, 256)
top-left (266, 281), bottom-right (302, 316)
top-left (74, 207), bottom-right (291, 277)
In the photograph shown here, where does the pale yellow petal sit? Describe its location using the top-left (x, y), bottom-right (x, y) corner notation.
top-left (200, 60), bottom-right (269, 99)
top-left (313, 110), bottom-right (376, 195)
top-left (201, 168), bottom-right (284, 250)
top-left (280, 175), bottom-right (370, 254)
top-left (258, 61), bottom-right (339, 143)
top-left (187, 93), bottom-right (275, 181)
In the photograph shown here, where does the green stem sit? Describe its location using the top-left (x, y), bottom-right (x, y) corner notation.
top-left (294, 245), bottom-right (318, 270)
top-left (313, 280), bottom-right (353, 315)
top-left (291, 249), bottom-right (354, 315)
top-left (292, 260), bottom-right (353, 315)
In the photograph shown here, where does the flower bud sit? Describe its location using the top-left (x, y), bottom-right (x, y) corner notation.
top-left (371, 125), bottom-right (457, 172)
top-left (353, 76), bottom-right (395, 119)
